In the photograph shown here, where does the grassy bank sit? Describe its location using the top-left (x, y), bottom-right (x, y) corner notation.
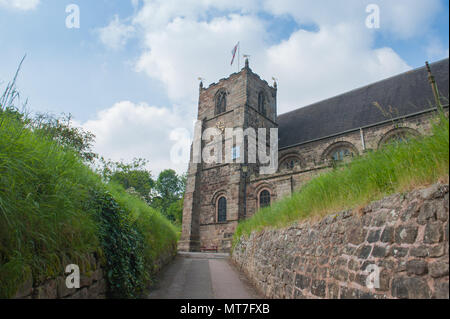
top-left (0, 104), bottom-right (177, 298)
top-left (234, 111), bottom-right (449, 245)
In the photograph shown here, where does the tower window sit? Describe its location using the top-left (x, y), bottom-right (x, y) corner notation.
top-left (232, 146), bottom-right (240, 160)
top-left (216, 91), bottom-right (227, 115)
top-left (259, 190), bottom-right (271, 209)
top-left (258, 91), bottom-right (266, 116)
top-left (217, 197), bottom-right (227, 222)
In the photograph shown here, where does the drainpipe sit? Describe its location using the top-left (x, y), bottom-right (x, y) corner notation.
top-left (360, 128), bottom-right (366, 151)
top-left (290, 176), bottom-right (294, 195)
top-left (242, 165), bottom-right (248, 219)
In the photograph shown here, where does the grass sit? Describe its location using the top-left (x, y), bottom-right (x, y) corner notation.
top-left (0, 88), bottom-right (178, 298)
top-left (0, 110), bottom-right (102, 297)
top-left (233, 111), bottom-right (449, 246)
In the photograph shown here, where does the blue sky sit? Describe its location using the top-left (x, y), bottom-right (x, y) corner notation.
top-left (0, 0), bottom-right (164, 121)
top-left (0, 0), bottom-right (448, 175)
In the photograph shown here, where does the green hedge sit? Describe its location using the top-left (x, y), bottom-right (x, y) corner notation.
top-left (0, 110), bottom-right (177, 298)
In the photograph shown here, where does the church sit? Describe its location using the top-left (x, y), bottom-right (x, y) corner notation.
top-left (179, 57), bottom-right (449, 253)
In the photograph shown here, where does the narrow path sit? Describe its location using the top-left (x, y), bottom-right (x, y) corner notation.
top-left (148, 252), bottom-right (260, 299)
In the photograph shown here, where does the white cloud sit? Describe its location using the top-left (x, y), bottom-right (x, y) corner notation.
top-left (97, 15), bottom-right (135, 50)
top-left (82, 101), bottom-right (191, 176)
top-left (260, 24), bottom-right (410, 112)
top-left (0, 0), bottom-right (39, 10)
top-left (263, 0), bottom-right (442, 39)
top-left (135, 14), bottom-right (266, 103)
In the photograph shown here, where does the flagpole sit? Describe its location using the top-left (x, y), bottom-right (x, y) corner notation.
top-left (238, 42), bottom-right (240, 72)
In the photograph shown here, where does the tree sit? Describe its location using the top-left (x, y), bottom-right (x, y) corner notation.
top-left (150, 169), bottom-right (186, 222)
top-left (98, 157), bottom-right (155, 203)
top-left (166, 197), bottom-right (184, 226)
top-left (155, 169), bottom-right (184, 200)
top-left (31, 113), bottom-right (97, 162)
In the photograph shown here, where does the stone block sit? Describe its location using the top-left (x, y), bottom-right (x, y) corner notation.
top-left (436, 200), bottom-right (448, 222)
top-left (57, 276), bottom-right (74, 298)
top-left (417, 202), bottom-right (437, 225)
top-left (328, 283), bottom-right (339, 299)
top-left (346, 225), bottom-right (366, 245)
top-left (395, 225), bottom-right (418, 244)
top-left (294, 274), bottom-right (310, 290)
top-left (367, 229), bottom-right (381, 243)
top-left (429, 244), bottom-right (445, 258)
top-left (401, 202), bottom-right (420, 222)
top-left (340, 287), bottom-right (361, 299)
top-left (14, 276), bottom-right (33, 299)
top-left (371, 246), bottom-right (387, 258)
top-left (377, 269), bottom-right (391, 291)
top-left (380, 227), bottom-right (394, 243)
top-left (429, 261), bottom-right (449, 278)
top-left (424, 222), bottom-right (443, 244)
top-left (34, 279), bottom-right (57, 299)
top-left (391, 277), bottom-right (431, 299)
top-left (293, 288), bottom-right (304, 299)
top-left (389, 246), bottom-right (409, 258)
top-left (409, 246), bottom-right (429, 258)
top-left (418, 184), bottom-right (443, 200)
top-left (406, 260), bottom-right (428, 276)
top-left (433, 282), bottom-right (449, 299)
top-left (311, 280), bottom-right (326, 298)
top-left (356, 245), bottom-right (372, 259)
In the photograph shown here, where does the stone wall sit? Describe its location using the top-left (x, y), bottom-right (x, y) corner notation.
top-left (232, 183), bottom-right (449, 299)
top-left (14, 244), bottom-right (177, 299)
top-left (14, 253), bottom-right (107, 299)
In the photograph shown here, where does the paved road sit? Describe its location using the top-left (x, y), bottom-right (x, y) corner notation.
top-left (148, 252), bottom-right (260, 299)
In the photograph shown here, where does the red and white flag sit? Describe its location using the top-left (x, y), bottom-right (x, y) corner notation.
top-left (231, 42), bottom-right (239, 66)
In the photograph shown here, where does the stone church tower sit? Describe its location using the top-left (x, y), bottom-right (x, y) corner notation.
top-left (179, 59), bottom-right (278, 252)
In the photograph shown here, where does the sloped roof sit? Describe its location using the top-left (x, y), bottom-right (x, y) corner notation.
top-left (278, 58), bottom-right (449, 149)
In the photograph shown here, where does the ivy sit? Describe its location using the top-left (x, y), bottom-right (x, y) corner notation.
top-left (93, 190), bottom-right (146, 298)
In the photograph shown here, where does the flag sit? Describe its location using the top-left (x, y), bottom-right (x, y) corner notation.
top-left (231, 42), bottom-right (239, 66)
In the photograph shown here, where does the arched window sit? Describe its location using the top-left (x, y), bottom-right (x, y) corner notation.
top-left (283, 157), bottom-right (300, 170)
top-left (216, 91), bottom-right (227, 115)
top-left (323, 142), bottom-right (358, 163)
top-left (385, 133), bottom-right (408, 144)
top-left (217, 197), bottom-right (227, 222)
top-left (259, 190), bottom-right (271, 209)
top-left (331, 148), bottom-right (353, 162)
top-left (258, 91), bottom-right (266, 116)
top-left (379, 128), bottom-right (419, 148)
